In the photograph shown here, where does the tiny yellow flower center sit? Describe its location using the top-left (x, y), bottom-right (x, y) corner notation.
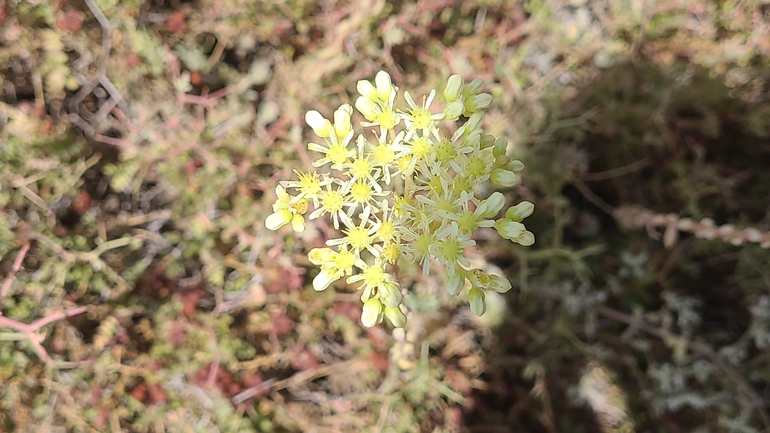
top-left (334, 249), bottom-right (356, 270)
top-left (435, 197), bottom-right (455, 213)
top-left (328, 142), bottom-right (349, 165)
top-left (435, 138), bottom-right (456, 164)
top-left (350, 180), bottom-right (372, 203)
top-left (435, 237), bottom-right (463, 262)
top-left (371, 143), bottom-right (395, 166)
top-left (349, 157), bottom-right (371, 178)
top-left (457, 210), bottom-right (478, 234)
top-left (393, 195), bottom-right (412, 217)
top-left (410, 136), bottom-right (431, 160)
top-left (471, 269), bottom-right (492, 286)
top-left (321, 189), bottom-right (345, 213)
top-left (377, 220), bottom-right (396, 242)
top-left (410, 107), bottom-right (432, 129)
top-left (452, 175), bottom-right (472, 193)
top-left (466, 156), bottom-right (487, 179)
top-left (346, 226), bottom-right (373, 251)
top-left (362, 265), bottom-right (387, 288)
top-left (376, 110), bottom-right (398, 130)
top-left (290, 199), bottom-right (308, 214)
top-left (415, 232), bottom-right (434, 258)
top-left (380, 243), bottom-right (401, 263)
top-left (294, 170), bottom-right (322, 196)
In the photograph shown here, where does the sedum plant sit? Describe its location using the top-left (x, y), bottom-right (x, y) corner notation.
top-left (266, 71), bottom-right (534, 328)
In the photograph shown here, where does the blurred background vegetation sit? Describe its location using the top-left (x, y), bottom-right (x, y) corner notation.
top-left (2, 0), bottom-right (770, 431)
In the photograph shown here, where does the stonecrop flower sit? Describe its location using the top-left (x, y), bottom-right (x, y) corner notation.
top-left (266, 70), bottom-right (535, 328)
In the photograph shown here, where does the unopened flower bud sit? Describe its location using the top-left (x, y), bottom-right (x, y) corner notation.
top-left (465, 112), bottom-right (485, 134)
top-left (362, 298), bottom-right (384, 328)
top-left (380, 282), bottom-right (403, 308)
top-left (514, 230), bottom-right (535, 246)
top-left (481, 134), bottom-right (496, 149)
top-left (495, 219), bottom-right (526, 240)
top-left (493, 137), bottom-right (508, 157)
top-left (477, 192), bottom-right (506, 218)
top-left (464, 93), bottom-right (492, 113)
top-left (333, 103), bottom-right (353, 138)
top-left (375, 71), bottom-right (394, 101)
top-left (491, 168), bottom-right (517, 187)
top-left (446, 272), bottom-right (465, 296)
top-left (463, 78), bottom-right (484, 99)
top-left (463, 131), bottom-right (481, 148)
top-left (468, 268), bottom-right (492, 288)
top-left (510, 160), bottom-right (525, 172)
top-left (384, 307), bottom-right (407, 328)
top-left (468, 288), bottom-right (486, 316)
top-left (444, 100), bottom-right (465, 121)
top-left (443, 75), bottom-right (464, 102)
top-left (506, 201), bottom-right (535, 222)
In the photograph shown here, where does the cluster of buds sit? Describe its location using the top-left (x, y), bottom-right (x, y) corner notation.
top-left (266, 71), bottom-right (534, 327)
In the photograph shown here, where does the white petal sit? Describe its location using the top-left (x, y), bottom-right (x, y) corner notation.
top-left (265, 210), bottom-right (292, 230)
top-left (357, 80), bottom-right (376, 99)
top-left (313, 269), bottom-right (336, 291)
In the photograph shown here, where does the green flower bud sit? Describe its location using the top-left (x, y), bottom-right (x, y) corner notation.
top-left (490, 167), bottom-right (517, 187)
top-left (464, 112), bottom-right (485, 134)
top-left (385, 307), bottom-right (407, 328)
top-left (505, 201), bottom-right (534, 222)
top-left (464, 93), bottom-right (492, 113)
top-left (443, 74), bottom-right (464, 102)
top-left (481, 133), bottom-right (496, 149)
top-left (362, 298), bottom-right (384, 328)
top-left (468, 288), bottom-right (486, 316)
top-left (493, 137), bottom-right (508, 157)
top-left (476, 192), bottom-right (506, 218)
top-left (446, 272), bottom-right (465, 296)
top-left (462, 131), bottom-right (481, 148)
top-left (380, 282), bottom-right (403, 308)
top-left (463, 78), bottom-right (484, 99)
top-left (495, 219), bottom-right (526, 240)
top-left (444, 100), bottom-right (465, 121)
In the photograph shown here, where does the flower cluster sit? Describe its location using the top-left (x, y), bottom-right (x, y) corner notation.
top-left (266, 71), bottom-right (534, 327)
